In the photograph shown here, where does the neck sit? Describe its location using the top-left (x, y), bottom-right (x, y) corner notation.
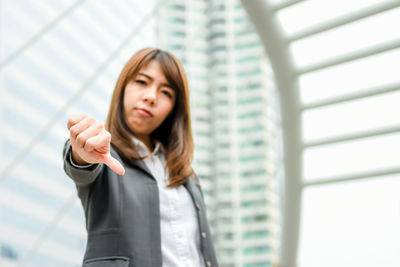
top-left (135, 134), bottom-right (154, 152)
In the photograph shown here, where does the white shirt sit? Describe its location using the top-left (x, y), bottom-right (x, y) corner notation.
top-left (131, 137), bottom-right (206, 267)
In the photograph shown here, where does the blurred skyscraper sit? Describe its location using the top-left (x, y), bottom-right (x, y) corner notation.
top-left (157, 1), bottom-right (281, 266)
top-left (0, 1), bottom-right (157, 266)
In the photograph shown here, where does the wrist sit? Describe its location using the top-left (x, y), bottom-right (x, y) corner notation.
top-left (71, 149), bottom-right (90, 166)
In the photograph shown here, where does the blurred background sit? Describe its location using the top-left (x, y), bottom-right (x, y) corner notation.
top-left (0, 0), bottom-right (399, 266)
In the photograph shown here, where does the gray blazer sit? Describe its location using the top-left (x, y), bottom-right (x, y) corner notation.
top-left (63, 140), bottom-right (218, 267)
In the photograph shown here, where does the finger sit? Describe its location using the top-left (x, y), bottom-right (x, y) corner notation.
top-left (84, 131), bottom-right (110, 152)
top-left (69, 116), bottom-right (96, 139)
top-left (67, 114), bottom-right (88, 130)
top-left (103, 154), bottom-right (125, 175)
top-left (75, 123), bottom-right (105, 150)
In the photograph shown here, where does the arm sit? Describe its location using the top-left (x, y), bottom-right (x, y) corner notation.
top-left (63, 139), bottom-right (104, 186)
top-left (63, 114), bottom-right (125, 185)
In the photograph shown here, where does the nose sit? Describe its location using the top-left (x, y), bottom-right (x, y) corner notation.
top-left (142, 86), bottom-right (157, 105)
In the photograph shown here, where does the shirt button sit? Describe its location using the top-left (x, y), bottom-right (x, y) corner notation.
top-left (206, 260), bottom-right (211, 267)
top-left (201, 232), bottom-right (207, 239)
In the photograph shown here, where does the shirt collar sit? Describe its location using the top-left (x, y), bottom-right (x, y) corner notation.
top-left (131, 136), bottom-right (164, 158)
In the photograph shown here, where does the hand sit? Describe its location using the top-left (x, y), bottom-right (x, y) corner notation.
top-left (67, 114), bottom-right (125, 175)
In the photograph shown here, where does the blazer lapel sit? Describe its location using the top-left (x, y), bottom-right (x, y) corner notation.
top-left (132, 159), bottom-right (155, 181)
top-left (183, 175), bottom-right (202, 203)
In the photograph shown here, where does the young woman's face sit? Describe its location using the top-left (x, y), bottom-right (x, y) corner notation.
top-left (123, 60), bottom-right (176, 139)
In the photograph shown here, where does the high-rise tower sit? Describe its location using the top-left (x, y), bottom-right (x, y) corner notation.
top-left (158, 1), bottom-right (281, 266)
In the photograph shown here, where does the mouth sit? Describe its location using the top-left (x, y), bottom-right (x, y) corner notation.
top-left (135, 107), bottom-right (153, 117)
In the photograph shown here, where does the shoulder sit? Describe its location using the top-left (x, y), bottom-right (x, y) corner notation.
top-left (191, 170), bottom-right (201, 185)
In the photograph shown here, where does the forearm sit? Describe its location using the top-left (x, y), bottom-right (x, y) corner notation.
top-left (63, 139), bottom-right (103, 186)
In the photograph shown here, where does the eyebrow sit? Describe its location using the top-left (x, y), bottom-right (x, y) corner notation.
top-left (137, 72), bottom-right (173, 89)
top-left (137, 72), bottom-right (152, 80)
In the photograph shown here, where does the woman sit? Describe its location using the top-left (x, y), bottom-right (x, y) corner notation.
top-left (63, 48), bottom-right (218, 267)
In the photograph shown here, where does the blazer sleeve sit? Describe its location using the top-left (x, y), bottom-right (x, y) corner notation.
top-left (62, 139), bottom-right (104, 186)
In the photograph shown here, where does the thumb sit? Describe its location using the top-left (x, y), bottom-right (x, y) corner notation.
top-left (103, 154), bottom-right (125, 175)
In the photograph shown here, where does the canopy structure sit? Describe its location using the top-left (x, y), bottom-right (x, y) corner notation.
top-left (242, 0), bottom-right (400, 266)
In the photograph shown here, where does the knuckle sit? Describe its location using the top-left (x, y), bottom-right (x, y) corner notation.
top-left (76, 134), bottom-right (86, 145)
top-left (70, 127), bottom-right (79, 137)
top-left (85, 139), bottom-right (94, 148)
top-left (87, 117), bottom-right (96, 124)
top-left (96, 122), bottom-right (104, 131)
top-left (70, 113), bottom-right (86, 123)
top-left (67, 118), bottom-right (74, 127)
top-left (79, 113), bottom-right (88, 120)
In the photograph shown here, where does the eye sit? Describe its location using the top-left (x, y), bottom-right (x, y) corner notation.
top-left (135, 79), bottom-right (147, 85)
top-left (162, 90), bottom-right (173, 98)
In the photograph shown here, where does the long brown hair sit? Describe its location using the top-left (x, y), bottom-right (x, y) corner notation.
top-left (105, 48), bottom-right (194, 187)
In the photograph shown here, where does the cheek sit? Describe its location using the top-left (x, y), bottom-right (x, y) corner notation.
top-left (123, 84), bottom-right (139, 108)
top-left (158, 101), bottom-right (175, 121)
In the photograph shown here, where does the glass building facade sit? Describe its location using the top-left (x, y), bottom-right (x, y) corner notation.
top-left (157, 1), bottom-right (281, 266)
